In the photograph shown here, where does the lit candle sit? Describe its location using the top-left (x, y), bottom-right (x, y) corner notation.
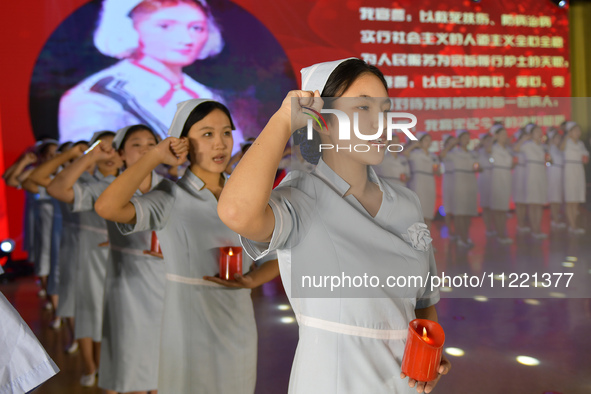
top-left (150, 231), bottom-right (162, 255)
top-left (219, 247), bottom-right (243, 281)
top-left (401, 319), bottom-right (445, 383)
top-left (400, 173), bottom-right (408, 183)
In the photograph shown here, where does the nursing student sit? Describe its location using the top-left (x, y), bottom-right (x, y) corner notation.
top-left (94, 99), bottom-right (279, 393)
top-left (49, 126), bottom-right (165, 393)
top-left (489, 125), bottom-right (515, 244)
top-left (545, 127), bottom-right (566, 228)
top-left (561, 121), bottom-right (589, 234)
top-left (476, 131), bottom-right (495, 236)
top-left (407, 132), bottom-right (439, 228)
top-left (47, 131), bottom-right (121, 387)
top-left (218, 58), bottom-right (450, 393)
top-left (28, 141), bottom-right (90, 351)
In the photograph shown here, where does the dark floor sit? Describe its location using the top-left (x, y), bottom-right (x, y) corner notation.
top-left (2, 209), bottom-right (591, 394)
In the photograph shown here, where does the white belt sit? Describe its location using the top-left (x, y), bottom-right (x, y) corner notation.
top-left (166, 273), bottom-right (223, 288)
top-left (296, 314), bottom-right (407, 340)
top-left (77, 224), bottom-right (108, 235)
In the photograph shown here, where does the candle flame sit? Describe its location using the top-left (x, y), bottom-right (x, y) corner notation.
top-left (422, 327), bottom-right (428, 341)
top-left (228, 248), bottom-right (233, 256)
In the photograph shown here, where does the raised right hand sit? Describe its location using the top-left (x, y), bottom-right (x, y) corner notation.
top-left (154, 137), bottom-right (189, 167)
top-left (276, 90), bottom-right (324, 133)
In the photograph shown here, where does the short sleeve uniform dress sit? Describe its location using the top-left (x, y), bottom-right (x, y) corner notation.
top-left (372, 152), bottom-right (410, 187)
top-left (70, 171), bottom-right (111, 341)
top-left (73, 172), bottom-right (166, 392)
top-left (490, 144), bottom-right (513, 211)
top-left (408, 149), bottom-right (437, 220)
top-left (511, 148), bottom-right (527, 205)
top-left (546, 144), bottom-right (564, 203)
top-left (441, 151), bottom-right (455, 216)
top-left (0, 267), bottom-right (59, 394)
top-left (450, 147), bottom-right (478, 216)
top-left (563, 138), bottom-right (590, 203)
top-left (477, 147), bottom-right (493, 209)
top-left (241, 159), bottom-right (440, 394)
top-left (117, 170), bottom-right (258, 394)
top-left (521, 141), bottom-right (547, 205)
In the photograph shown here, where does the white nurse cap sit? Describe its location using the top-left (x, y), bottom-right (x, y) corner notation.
top-left (89, 130), bottom-right (115, 146)
top-left (565, 121), bottom-right (579, 133)
top-left (112, 126), bottom-right (135, 150)
top-left (168, 99), bottom-right (215, 138)
top-left (524, 123), bottom-right (537, 134)
top-left (300, 58), bottom-right (357, 93)
top-left (455, 129), bottom-right (469, 138)
top-left (479, 132), bottom-right (491, 140)
top-left (489, 123), bottom-right (505, 134)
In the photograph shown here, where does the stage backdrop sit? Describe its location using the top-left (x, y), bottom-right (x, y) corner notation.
top-left (0, 0), bottom-right (570, 260)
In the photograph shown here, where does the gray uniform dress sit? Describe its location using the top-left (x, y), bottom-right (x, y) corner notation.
top-left (241, 159), bottom-right (440, 394)
top-left (521, 141), bottom-right (548, 205)
top-left (55, 201), bottom-right (81, 318)
top-left (0, 265), bottom-right (59, 393)
top-left (450, 147), bottom-right (478, 216)
top-left (441, 153), bottom-right (455, 216)
top-left (512, 149), bottom-right (527, 204)
top-left (477, 148), bottom-right (493, 209)
top-left (117, 170), bottom-right (258, 394)
top-left (33, 187), bottom-right (53, 277)
top-left (490, 144), bottom-right (513, 211)
top-left (563, 138), bottom-right (589, 203)
top-left (71, 171), bottom-right (111, 341)
top-left (373, 152), bottom-right (410, 187)
top-left (408, 150), bottom-right (437, 220)
top-left (547, 144), bottom-right (564, 203)
top-left (73, 172), bottom-right (166, 393)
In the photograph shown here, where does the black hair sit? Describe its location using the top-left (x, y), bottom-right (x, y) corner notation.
top-left (180, 101), bottom-right (235, 139)
top-left (118, 125), bottom-right (158, 151)
top-left (296, 59), bottom-right (388, 164)
top-left (58, 142), bottom-right (73, 152)
top-left (73, 140), bottom-right (89, 147)
top-left (38, 141), bottom-right (58, 156)
top-left (93, 130), bottom-right (116, 143)
top-left (321, 59), bottom-right (388, 98)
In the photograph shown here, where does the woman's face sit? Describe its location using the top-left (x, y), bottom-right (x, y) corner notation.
top-left (420, 135), bottom-right (432, 150)
top-left (187, 109), bottom-right (233, 173)
top-left (41, 144), bottom-right (58, 162)
top-left (95, 136), bottom-right (122, 173)
top-left (497, 129), bottom-right (508, 144)
top-left (531, 126), bottom-right (543, 143)
top-left (459, 133), bottom-right (470, 148)
top-left (120, 130), bottom-right (158, 168)
top-left (570, 126), bottom-right (582, 140)
top-left (551, 133), bottom-right (561, 146)
top-left (323, 73), bottom-right (390, 166)
top-left (134, 3), bottom-right (209, 67)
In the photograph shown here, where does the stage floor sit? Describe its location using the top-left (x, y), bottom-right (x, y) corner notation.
top-left (2, 210), bottom-right (590, 394)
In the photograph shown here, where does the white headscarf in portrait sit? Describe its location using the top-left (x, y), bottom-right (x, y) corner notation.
top-left (94, 0), bottom-right (223, 60)
top-left (300, 58), bottom-right (357, 93)
top-left (168, 98), bottom-right (216, 138)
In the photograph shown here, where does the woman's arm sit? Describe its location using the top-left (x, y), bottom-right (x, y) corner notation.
top-left (218, 91), bottom-right (320, 242)
top-left (512, 133), bottom-right (531, 152)
top-left (4, 153), bottom-right (37, 187)
top-left (438, 138), bottom-right (457, 160)
top-left (28, 146), bottom-right (85, 188)
top-left (203, 259), bottom-right (280, 288)
top-left (47, 142), bottom-right (114, 204)
top-left (94, 137), bottom-right (188, 224)
top-left (20, 170), bottom-right (39, 194)
top-left (401, 141), bottom-right (420, 158)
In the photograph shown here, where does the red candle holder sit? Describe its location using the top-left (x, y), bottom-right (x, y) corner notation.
top-left (473, 162), bottom-right (481, 172)
top-left (150, 231), bottom-right (162, 254)
top-left (400, 173), bottom-right (408, 183)
top-left (432, 164), bottom-right (439, 174)
top-left (401, 319), bottom-right (445, 382)
top-left (583, 155), bottom-right (589, 165)
top-left (512, 156), bottom-right (519, 165)
top-left (219, 246), bottom-right (243, 281)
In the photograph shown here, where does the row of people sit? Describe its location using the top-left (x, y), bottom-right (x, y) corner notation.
top-left (3, 58), bottom-right (450, 394)
top-left (372, 121), bottom-right (589, 247)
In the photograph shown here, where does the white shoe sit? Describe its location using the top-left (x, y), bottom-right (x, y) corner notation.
top-left (50, 318), bottom-right (61, 330)
top-left (38, 289), bottom-right (46, 298)
top-left (517, 226), bottom-right (531, 233)
top-left (569, 227), bottom-right (585, 235)
top-left (66, 341), bottom-right (79, 354)
top-left (551, 221), bottom-right (567, 229)
top-left (531, 232), bottom-right (548, 239)
top-left (457, 239), bottom-right (474, 249)
top-left (80, 371), bottom-right (97, 387)
top-left (497, 237), bottom-right (514, 244)
top-left (486, 230), bottom-right (497, 237)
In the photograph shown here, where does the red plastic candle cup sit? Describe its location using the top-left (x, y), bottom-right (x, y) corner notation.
top-left (583, 155), bottom-right (589, 165)
top-left (219, 247), bottom-right (243, 281)
top-left (400, 173), bottom-right (408, 183)
top-left (401, 319), bottom-right (445, 383)
top-left (150, 231), bottom-right (162, 254)
top-left (432, 164), bottom-right (439, 174)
